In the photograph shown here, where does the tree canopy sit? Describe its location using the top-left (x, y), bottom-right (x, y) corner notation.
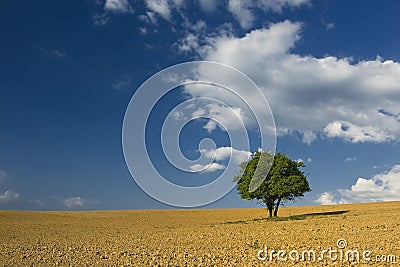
top-left (234, 151), bottom-right (311, 217)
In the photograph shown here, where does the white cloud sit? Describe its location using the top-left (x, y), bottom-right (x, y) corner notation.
top-left (139, 11), bottom-right (158, 24)
top-left (188, 147), bottom-right (251, 173)
top-left (315, 192), bottom-right (337, 205)
top-left (325, 22), bottom-right (335, 30)
top-left (296, 158), bottom-right (311, 164)
top-left (258, 0), bottom-right (311, 13)
top-left (176, 33), bottom-right (200, 52)
top-left (176, 93), bottom-right (250, 133)
top-left (227, 0), bottom-right (254, 29)
top-left (324, 121), bottom-right (395, 143)
top-left (316, 165), bottom-right (400, 204)
top-left (171, 110), bottom-right (186, 120)
top-left (227, 0), bottom-right (310, 29)
top-left (190, 162), bottom-right (226, 172)
top-left (139, 0), bottom-right (309, 29)
top-left (105, 0), bottom-right (131, 13)
top-left (345, 157), bottom-right (356, 163)
top-left (200, 104), bottom-right (247, 133)
top-left (198, 0), bottom-right (218, 12)
top-left (200, 147), bottom-right (252, 164)
top-left (338, 164), bottom-right (400, 203)
top-left (145, 0), bottom-right (171, 21)
top-left (138, 27), bottom-right (147, 34)
top-left (302, 131), bottom-right (317, 145)
top-left (63, 196), bottom-right (90, 208)
top-left (182, 19), bottom-right (207, 32)
top-left (0, 190), bottom-right (20, 203)
top-left (185, 20), bottom-right (400, 144)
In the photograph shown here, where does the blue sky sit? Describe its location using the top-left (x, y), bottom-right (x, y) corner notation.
top-left (1, 0), bottom-right (400, 210)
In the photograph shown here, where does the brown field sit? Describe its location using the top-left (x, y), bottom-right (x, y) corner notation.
top-left (1, 202), bottom-right (399, 266)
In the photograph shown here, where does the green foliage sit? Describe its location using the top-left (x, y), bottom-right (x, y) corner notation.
top-left (234, 151), bottom-right (311, 217)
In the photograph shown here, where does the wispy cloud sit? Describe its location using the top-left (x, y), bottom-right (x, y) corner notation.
top-left (92, 12), bottom-right (110, 26)
top-left (41, 48), bottom-right (66, 57)
top-left (112, 77), bottom-right (131, 90)
top-left (0, 171), bottom-right (21, 204)
top-left (137, 0), bottom-right (310, 29)
top-left (0, 190), bottom-right (20, 204)
top-left (322, 19), bottom-right (335, 30)
top-left (325, 22), bottom-right (335, 30)
top-left (345, 157), bottom-right (357, 163)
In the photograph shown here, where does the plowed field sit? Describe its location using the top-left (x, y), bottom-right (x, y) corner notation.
top-left (1, 201), bottom-right (399, 266)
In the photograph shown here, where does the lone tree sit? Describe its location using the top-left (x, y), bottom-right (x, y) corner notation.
top-left (234, 151), bottom-right (311, 217)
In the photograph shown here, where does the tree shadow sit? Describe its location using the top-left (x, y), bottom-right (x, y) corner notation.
top-left (301, 210), bottom-right (349, 217)
top-left (222, 210), bottom-right (350, 225)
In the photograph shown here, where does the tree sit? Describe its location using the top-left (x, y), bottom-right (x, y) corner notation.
top-left (234, 151), bottom-right (311, 217)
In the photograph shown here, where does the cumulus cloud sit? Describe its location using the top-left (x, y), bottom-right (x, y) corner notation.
top-left (315, 192), bottom-right (337, 205)
top-left (105, 0), bottom-right (132, 13)
top-left (183, 20), bottom-right (400, 144)
top-left (338, 164), bottom-right (400, 203)
top-left (316, 164), bottom-right (400, 204)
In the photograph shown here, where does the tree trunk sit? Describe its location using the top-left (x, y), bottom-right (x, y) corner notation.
top-left (265, 200), bottom-right (273, 217)
top-left (268, 206), bottom-right (273, 217)
top-left (274, 197), bottom-right (281, 217)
